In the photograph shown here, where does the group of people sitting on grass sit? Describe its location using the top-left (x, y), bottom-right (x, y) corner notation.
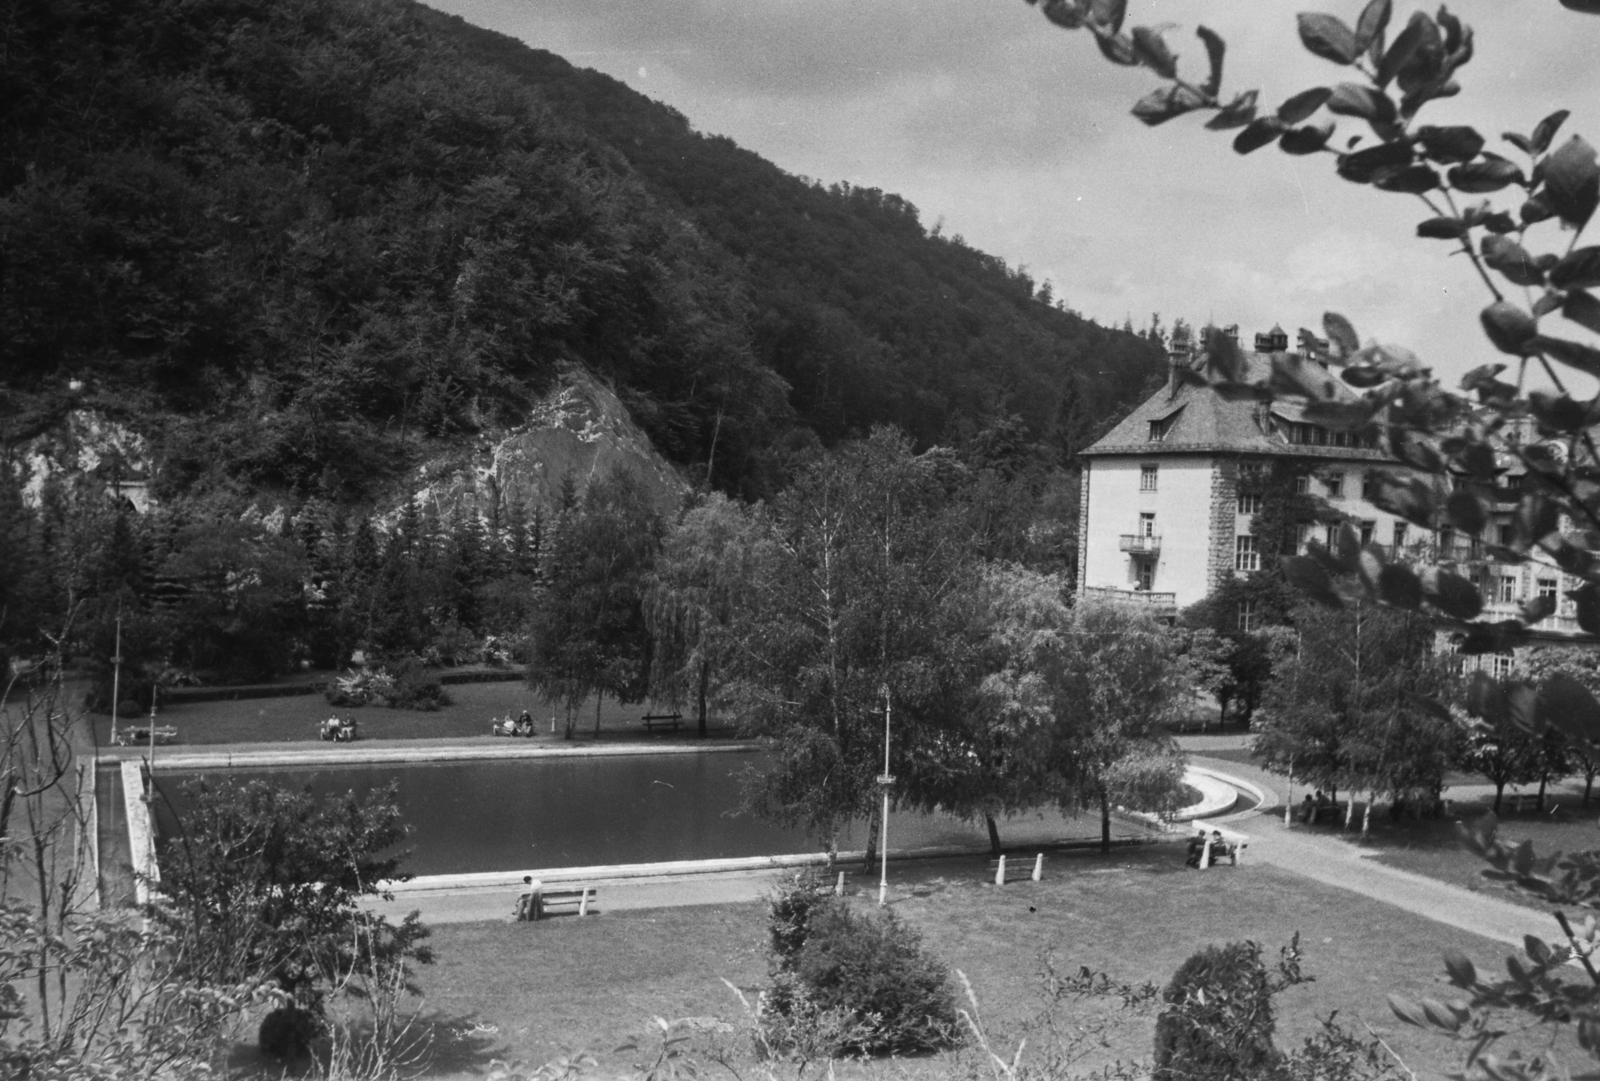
top-left (1184, 828), bottom-right (1231, 868)
top-left (1297, 790), bottom-right (1340, 823)
top-left (492, 710), bottom-right (536, 738)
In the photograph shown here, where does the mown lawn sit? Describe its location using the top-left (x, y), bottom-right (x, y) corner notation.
top-left (93, 683), bottom-right (734, 746)
top-left (407, 845), bottom-right (1529, 1081)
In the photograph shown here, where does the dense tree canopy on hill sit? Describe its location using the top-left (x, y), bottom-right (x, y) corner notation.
top-left (434, 12), bottom-right (1166, 459)
top-left (1, 0), bottom-right (1163, 506)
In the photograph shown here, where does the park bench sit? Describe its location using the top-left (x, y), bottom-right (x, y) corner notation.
top-left (1302, 801), bottom-right (1349, 825)
top-left (987, 853), bottom-right (1044, 885)
top-left (114, 725), bottom-right (178, 747)
top-left (1501, 792), bottom-right (1554, 814)
top-left (1185, 831), bottom-right (1247, 869)
top-left (532, 885), bottom-right (598, 920)
top-left (641, 712), bottom-right (683, 733)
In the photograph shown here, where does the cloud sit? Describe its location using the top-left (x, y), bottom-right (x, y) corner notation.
top-left (435, 0), bottom-right (1600, 387)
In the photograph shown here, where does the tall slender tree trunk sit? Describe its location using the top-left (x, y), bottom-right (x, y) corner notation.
top-left (1586, 769), bottom-right (1595, 807)
top-left (1099, 791), bottom-right (1112, 855)
top-left (594, 692), bottom-right (602, 737)
top-left (1494, 781), bottom-right (1505, 814)
top-left (1537, 772), bottom-right (1549, 813)
top-left (986, 815), bottom-right (1002, 856)
top-left (697, 660), bottom-right (709, 739)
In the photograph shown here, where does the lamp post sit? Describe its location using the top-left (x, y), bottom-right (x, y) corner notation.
top-left (877, 684), bottom-right (893, 907)
top-left (109, 613), bottom-right (123, 747)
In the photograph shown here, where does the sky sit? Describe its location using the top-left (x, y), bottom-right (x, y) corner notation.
top-left (429, 0), bottom-right (1600, 389)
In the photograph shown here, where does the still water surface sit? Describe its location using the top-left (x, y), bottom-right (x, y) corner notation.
top-left (150, 751), bottom-right (1103, 876)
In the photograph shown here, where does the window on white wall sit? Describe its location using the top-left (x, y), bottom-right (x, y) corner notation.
top-left (1140, 464), bottom-right (1158, 491)
top-left (1392, 522), bottom-right (1407, 550)
top-left (1294, 474), bottom-right (1310, 495)
top-left (1237, 492), bottom-right (1262, 515)
top-left (1497, 575), bottom-right (1517, 605)
top-left (1326, 472), bottom-right (1344, 498)
top-left (1235, 536), bottom-right (1259, 572)
top-left (1139, 512), bottom-right (1156, 538)
top-left (1491, 653), bottom-right (1515, 678)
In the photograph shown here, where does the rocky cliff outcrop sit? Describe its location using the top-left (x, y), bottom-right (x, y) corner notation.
top-left (406, 368), bottom-right (688, 524)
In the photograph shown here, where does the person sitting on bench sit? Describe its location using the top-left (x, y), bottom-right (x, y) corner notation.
top-left (1185, 828), bottom-right (1208, 867)
top-left (515, 710), bottom-right (534, 736)
top-left (515, 875), bottom-right (540, 921)
top-left (1300, 794), bottom-right (1316, 822)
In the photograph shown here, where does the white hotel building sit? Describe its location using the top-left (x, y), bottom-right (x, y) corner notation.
top-left (1075, 326), bottom-right (1588, 662)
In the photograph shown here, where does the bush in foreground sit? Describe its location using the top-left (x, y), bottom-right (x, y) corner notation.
top-left (760, 872), bottom-right (958, 1057)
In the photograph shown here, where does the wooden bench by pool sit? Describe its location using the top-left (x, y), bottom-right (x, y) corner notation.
top-left (641, 712), bottom-right (683, 732)
top-left (987, 853), bottom-right (1044, 885)
top-left (520, 884), bottom-right (598, 920)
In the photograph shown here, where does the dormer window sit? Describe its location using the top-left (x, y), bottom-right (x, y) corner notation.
top-left (1148, 419), bottom-right (1167, 442)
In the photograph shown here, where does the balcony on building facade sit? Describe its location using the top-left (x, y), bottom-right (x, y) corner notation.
top-left (1119, 534), bottom-right (1162, 554)
top-left (1084, 585), bottom-right (1178, 618)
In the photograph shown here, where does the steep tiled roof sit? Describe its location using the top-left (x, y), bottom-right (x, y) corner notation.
top-left (1083, 348), bottom-right (1392, 460)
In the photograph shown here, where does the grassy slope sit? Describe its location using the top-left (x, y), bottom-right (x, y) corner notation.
top-left (411, 847), bottom-right (1518, 1080)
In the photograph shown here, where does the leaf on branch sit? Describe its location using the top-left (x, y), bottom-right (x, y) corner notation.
top-left (1195, 26), bottom-right (1225, 97)
top-left (1442, 949), bottom-right (1477, 989)
top-left (1088, 0), bottom-right (1128, 33)
top-left (1040, 0), bottom-right (1089, 30)
top-left (1323, 311), bottom-right (1360, 357)
top-left (1416, 125), bottom-right (1485, 164)
top-left (1336, 138), bottom-right (1414, 183)
top-left (1479, 211), bottom-right (1519, 234)
top-left (1481, 236), bottom-right (1545, 287)
top-left (1416, 216), bottom-right (1467, 239)
top-left (1521, 194), bottom-right (1556, 225)
top-left (1355, 0), bottom-right (1392, 58)
top-left (1298, 12), bottom-right (1361, 64)
top-left (1374, 164), bottom-right (1440, 193)
top-left (1282, 555), bottom-right (1342, 607)
top-left (1532, 108), bottom-right (1572, 153)
top-left (1573, 582), bottom-right (1600, 634)
top-left (1387, 994), bottom-right (1428, 1028)
top-left (1130, 26), bottom-right (1178, 77)
top-left (1422, 567), bottom-right (1484, 620)
top-left (1448, 158), bottom-right (1526, 193)
top-left (1551, 247), bottom-right (1600, 290)
top-left (1377, 563), bottom-right (1423, 609)
top-left (1458, 620), bottom-right (1530, 656)
top-left (1279, 122), bottom-right (1335, 155)
top-left (1371, 474), bottom-right (1439, 527)
top-left (1205, 89), bottom-right (1257, 130)
top-left (1446, 489), bottom-right (1487, 533)
top-left (1132, 85), bottom-right (1206, 126)
top-left (1095, 30), bottom-right (1140, 66)
top-left (1377, 12), bottom-right (1429, 88)
top-left (1233, 118), bottom-right (1285, 155)
top-left (1519, 593), bottom-right (1557, 625)
top-left (1563, 290), bottom-right (1600, 336)
top-left (1479, 301), bottom-right (1540, 356)
top-left (1528, 390), bottom-right (1594, 431)
top-left (1278, 87), bottom-right (1332, 124)
top-left (1503, 131), bottom-right (1534, 155)
top-left (1302, 398), bottom-right (1379, 429)
top-left (1537, 674), bottom-right (1600, 744)
top-left (1544, 136), bottom-right (1600, 227)
top-left (1536, 335), bottom-right (1600, 379)
top-left (1326, 83), bottom-right (1394, 124)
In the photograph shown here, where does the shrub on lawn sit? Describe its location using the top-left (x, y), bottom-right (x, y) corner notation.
top-left (384, 656), bottom-right (449, 710)
top-left (759, 872), bottom-right (958, 1057)
top-left (1152, 939), bottom-right (1286, 1081)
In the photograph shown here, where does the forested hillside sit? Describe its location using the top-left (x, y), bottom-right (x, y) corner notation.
top-left (2, 0), bottom-right (1163, 506)
top-left (431, 11), bottom-right (1165, 457)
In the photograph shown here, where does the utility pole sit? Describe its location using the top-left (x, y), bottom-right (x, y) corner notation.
top-left (877, 685), bottom-right (893, 907)
top-left (110, 612), bottom-right (123, 747)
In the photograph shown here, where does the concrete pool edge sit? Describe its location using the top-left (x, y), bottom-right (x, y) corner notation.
top-left (119, 739), bottom-right (765, 771)
top-left (383, 835), bottom-right (1168, 894)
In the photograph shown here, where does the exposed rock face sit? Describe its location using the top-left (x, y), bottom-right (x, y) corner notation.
top-left (408, 368), bottom-right (688, 524)
top-left (14, 409), bottom-right (154, 511)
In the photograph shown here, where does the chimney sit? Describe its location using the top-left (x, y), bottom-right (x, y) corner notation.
top-left (1253, 324), bottom-right (1289, 353)
top-left (1167, 325), bottom-right (1194, 390)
